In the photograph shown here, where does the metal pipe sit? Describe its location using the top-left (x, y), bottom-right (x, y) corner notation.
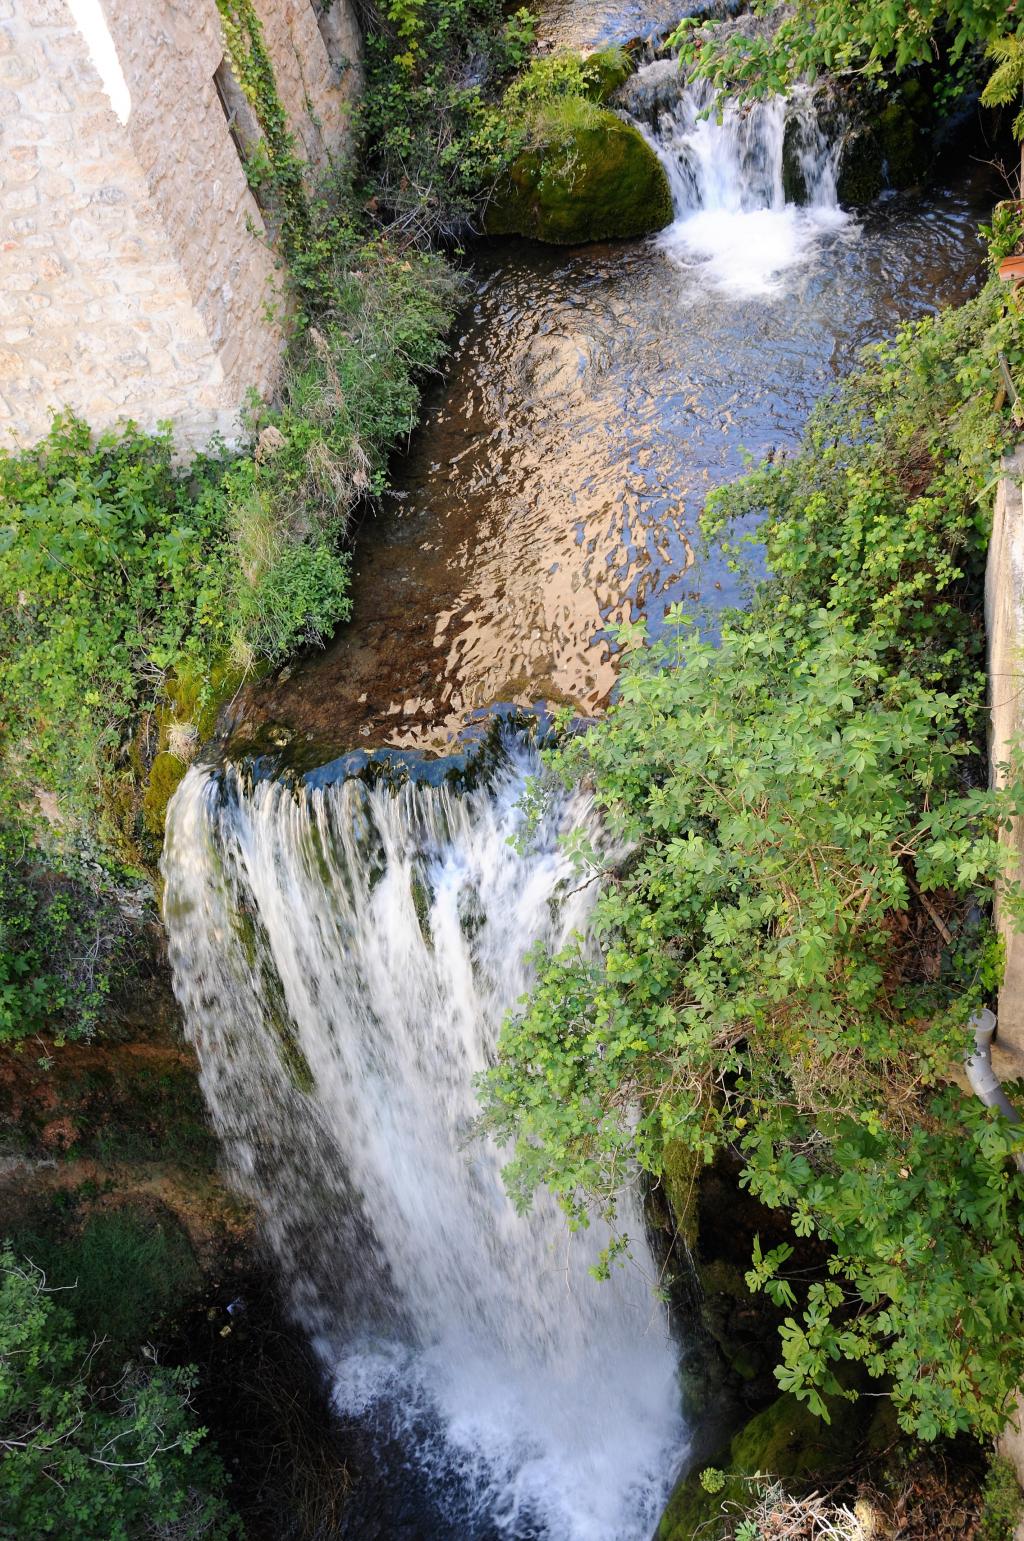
top-left (965, 1008), bottom-right (1024, 1173)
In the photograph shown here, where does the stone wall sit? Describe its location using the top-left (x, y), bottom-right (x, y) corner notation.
top-left (250, 0), bottom-right (361, 170)
top-left (985, 448), bottom-right (1024, 1079)
top-left (0, 0), bottom-right (360, 452)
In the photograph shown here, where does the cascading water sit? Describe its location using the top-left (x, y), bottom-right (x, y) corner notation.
top-left (163, 734), bottom-right (684, 1539)
top-left (624, 70), bottom-right (851, 295)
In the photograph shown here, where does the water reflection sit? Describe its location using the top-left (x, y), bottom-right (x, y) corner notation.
top-left (243, 169), bottom-right (991, 756)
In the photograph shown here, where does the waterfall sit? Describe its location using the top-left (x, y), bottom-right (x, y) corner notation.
top-left (163, 733), bottom-right (684, 1539)
top-left (624, 70), bottom-right (850, 296)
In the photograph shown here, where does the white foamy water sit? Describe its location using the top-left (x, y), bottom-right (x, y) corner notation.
top-left (636, 76), bottom-right (852, 296)
top-left (162, 736), bottom-right (684, 1539)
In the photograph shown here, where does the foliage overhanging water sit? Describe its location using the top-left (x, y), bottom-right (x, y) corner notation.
top-left (166, 58), bottom-right (999, 1538)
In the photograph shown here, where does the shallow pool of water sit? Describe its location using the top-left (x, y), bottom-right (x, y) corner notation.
top-left (242, 159), bottom-right (994, 759)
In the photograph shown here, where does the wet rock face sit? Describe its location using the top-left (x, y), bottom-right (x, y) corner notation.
top-left (485, 108), bottom-right (674, 244)
top-left (614, 57), bottom-right (681, 130)
top-left (825, 82), bottom-right (934, 205)
top-left (780, 81), bottom-right (934, 207)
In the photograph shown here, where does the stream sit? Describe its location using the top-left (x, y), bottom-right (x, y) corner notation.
top-left (240, 90), bottom-right (990, 758)
top-left (165, 29), bottom-right (999, 1541)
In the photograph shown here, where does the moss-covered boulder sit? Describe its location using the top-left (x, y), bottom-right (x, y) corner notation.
top-left (833, 88), bottom-right (932, 206)
top-left (486, 103), bottom-right (673, 245)
top-left (582, 45), bottom-right (632, 103)
top-left (875, 96), bottom-right (930, 186)
top-left (657, 1387), bottom-right (896, 1539)
top-left (142, 749), bottom-right (188, 838)
top-left (661, 1138), bottom-right (702, 1251)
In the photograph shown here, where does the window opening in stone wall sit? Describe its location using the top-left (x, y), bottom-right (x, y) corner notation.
top-left (213, 57), bottom-right (270, 213)
top-left (310, 0), bottom-right (353, 78)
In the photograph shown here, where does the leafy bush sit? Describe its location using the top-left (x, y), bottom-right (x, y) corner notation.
top-left (669, 0), bottom-right (1014, 105)
top-left (0, 238), bottom-right (461, 844)
top-left (983, 200), bottom-right (1024, 263)
top-left (523, 90), bottom-right (607, 149)
top-left (357, 0), bottom-right (536, 238)
top-left (0, 416), bottom-right (232, 820)
top-left (483, 279), bottom-right (1024, 1440)
top-left (0, 820), bottom-right (129, 1045)
top-left (232, 530), bottom-right (352, 669)
top-left (0, 1243), bottom-right (237, 1539)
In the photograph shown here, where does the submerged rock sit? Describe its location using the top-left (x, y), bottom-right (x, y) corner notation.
top-left (486, 106), bottom-right (674, 244)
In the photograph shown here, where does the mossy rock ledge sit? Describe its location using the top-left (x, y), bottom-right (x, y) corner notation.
top-left (657, 1386), bottom-right (897, 1539)
top-left (485, 110), bottom-right (674, 245)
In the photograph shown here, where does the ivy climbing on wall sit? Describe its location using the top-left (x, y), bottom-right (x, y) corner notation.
top-left (215, 0), bottom-right (312, 268)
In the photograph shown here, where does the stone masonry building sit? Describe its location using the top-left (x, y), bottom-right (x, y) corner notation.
top-left (0, 0), bottom-right (361, 451)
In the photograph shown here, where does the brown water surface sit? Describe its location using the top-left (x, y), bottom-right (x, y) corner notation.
top-left (238, 166), bottom-right (993, 760)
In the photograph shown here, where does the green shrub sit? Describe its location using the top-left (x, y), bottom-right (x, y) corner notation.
top-left (0, 416), bottom-right (233, 821)
top-left (667, 0), bottom-right (1005, 105)
top-left (526, 91), bottom-right (607, 146)
top-left (504, 47), bottom-right (631, 117)
top-left (0, 819), bottom-right (129, 1045)
top-left (483, 278), bottom-right (1024, 1441)
top-left (358, 0), bottom-right (536, 238)
top-left (0, 1242), bottom-right (236, 1540)
top-left (234, 537), bottom-right (352, 669)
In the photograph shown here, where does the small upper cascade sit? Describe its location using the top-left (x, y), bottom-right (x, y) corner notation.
top-left (620, 68), bottom-right (851, 296)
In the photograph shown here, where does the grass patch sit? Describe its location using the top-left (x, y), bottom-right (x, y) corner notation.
top-left (7, 1206), bottom-right (202, 1362)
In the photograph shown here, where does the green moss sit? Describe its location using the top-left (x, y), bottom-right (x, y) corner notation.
top-left (230, 906), bottom-right (316, 1095)
top-left (166, 657), bottom-right (246, 744)
top-left (410, 871), bottom-right (433, 948)
top-left (876, 98), bottom-right (929, 187)
top-left (657, 1388), bottom-right (889, 1540)
top-left (836, 127), bottom-right (885, 205)
top-left (8, 1207), bottom-right (201, 1365)
top-left (142, 750), bottom-right (188, 838)
top-left (268, 1014), bottom-right (315, 1095)
top-left (137, 655), bottom-right (248, 854)
top-left (835, 90), bottom-right (931, 205)
top-left (978, 1456), bottom-right (1024, 1541)
top-left (486, 106), bottom-right (673, 245)
top-left (661, 1139), bottom-right (701, 1250)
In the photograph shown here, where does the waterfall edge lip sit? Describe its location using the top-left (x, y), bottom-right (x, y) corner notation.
top-left (213, 701), bottom-right (597, 795)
